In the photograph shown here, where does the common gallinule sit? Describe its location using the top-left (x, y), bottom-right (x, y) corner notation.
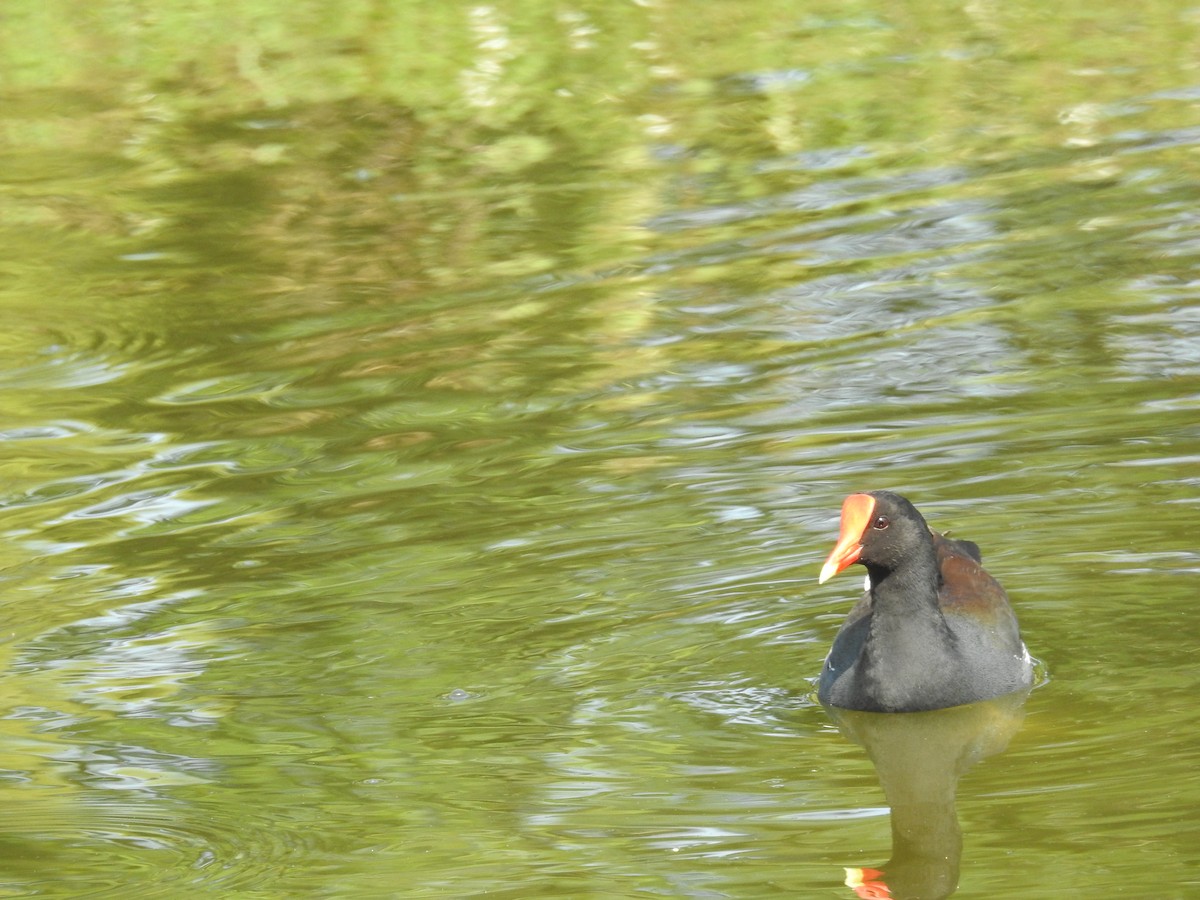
top-left (817, 491), bottom-right (1033, 713)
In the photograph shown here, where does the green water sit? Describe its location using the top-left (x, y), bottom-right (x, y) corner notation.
top-left (1, 1), bottom-right (1199, 897)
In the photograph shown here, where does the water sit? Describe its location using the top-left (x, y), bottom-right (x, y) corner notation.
top-left (1, 2), bottom-right (1199, 897)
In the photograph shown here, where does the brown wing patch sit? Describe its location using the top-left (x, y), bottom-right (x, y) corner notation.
top-left (932, 530), bottom-right (1010, 625)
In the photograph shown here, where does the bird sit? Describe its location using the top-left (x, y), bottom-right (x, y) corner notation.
top-left (817, 491), bottom-right (1033, 713)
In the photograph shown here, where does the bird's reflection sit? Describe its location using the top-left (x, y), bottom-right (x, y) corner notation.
top-left (825, 689), bottom-right (1030, 900)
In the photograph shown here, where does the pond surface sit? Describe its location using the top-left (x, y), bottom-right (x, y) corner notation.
top-left (2, 1), bottom-right (1199, 897)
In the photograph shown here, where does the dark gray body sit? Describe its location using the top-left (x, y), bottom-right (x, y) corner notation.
top-left (818, 493), bottom-right (1032, 713)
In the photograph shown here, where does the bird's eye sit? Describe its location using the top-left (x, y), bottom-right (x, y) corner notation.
top-left (871, 515), bottom-right (890, 530)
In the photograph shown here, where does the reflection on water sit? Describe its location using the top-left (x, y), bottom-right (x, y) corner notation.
top-left (0, 1), bottom-right (1199, 896)
top-left (828, 691), bottom-right (1030, 900)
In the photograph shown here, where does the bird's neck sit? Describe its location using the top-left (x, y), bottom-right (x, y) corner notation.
top-left (864, 550), bottom-right (940, 612)
top-left (865, 566), bottom-right (952, 644)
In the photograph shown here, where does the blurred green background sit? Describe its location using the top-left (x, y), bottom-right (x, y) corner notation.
top-left (1, 1), bottom-right (1198, 896)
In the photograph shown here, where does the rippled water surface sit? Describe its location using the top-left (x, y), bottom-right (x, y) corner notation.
top-left (2, 2), bottom-right (1200, 897)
